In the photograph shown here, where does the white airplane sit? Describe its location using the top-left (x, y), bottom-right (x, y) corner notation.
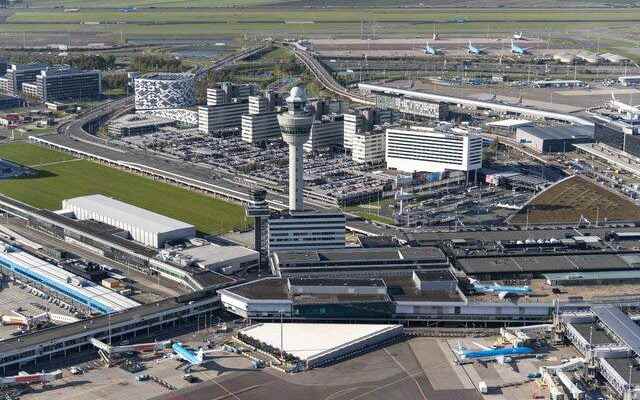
top-left (467, 41), bottom-right (485, 55)
top-left (511, 40), bottom-right (529, 55)
top-left (610, 93), bottom-right (640, 117)
top-left (423, 41), bottom-right (441, 55)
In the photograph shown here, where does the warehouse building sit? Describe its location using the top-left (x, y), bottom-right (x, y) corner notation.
top-left (386, 126), bottom-right (483, 173)
top-left (134, 73), bottom-right (195, 110)
top-left (61, 194), bottom-right (196, 248)
top-left (33, 68), bottom-right (101, 102)
top-left (515, 125), bottom-right (594, 153)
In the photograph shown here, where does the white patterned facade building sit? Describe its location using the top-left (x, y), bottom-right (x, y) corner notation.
top-left (134, 73), bottom-right (196, 111)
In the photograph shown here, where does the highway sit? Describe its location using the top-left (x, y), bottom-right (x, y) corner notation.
top-left (286, 44), bottom-right (595, 127)
top-left (289, 44), bottom-right (375, 105)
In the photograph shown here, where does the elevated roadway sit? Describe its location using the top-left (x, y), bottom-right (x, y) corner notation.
top-left (286, 45), bottom-right (594, 126)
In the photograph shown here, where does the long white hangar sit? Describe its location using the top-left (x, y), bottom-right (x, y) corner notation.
top-left (61, 194), bottom-right (196, 248)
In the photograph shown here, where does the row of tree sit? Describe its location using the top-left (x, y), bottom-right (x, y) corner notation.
top-left (237, 332), bottom-right (301, 363)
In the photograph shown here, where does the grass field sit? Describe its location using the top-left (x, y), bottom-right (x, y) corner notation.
top-left (509, 175), bottom-right (640, 225)
top-left (28, 0), bottom-right (287, 7)
top-left (11, 8), bottom-right (640, 23)
top-left (0, 143), bottom-right (249, 235)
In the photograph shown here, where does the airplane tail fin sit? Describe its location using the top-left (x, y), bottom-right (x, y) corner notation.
top-left (196, 347), bottom-right (204, 364)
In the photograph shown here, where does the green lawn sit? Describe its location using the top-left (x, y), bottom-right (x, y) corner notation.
top-left (10, 8), bottom-right (640, 24)
top-left (28, 0), bottom-right (287, 7)
top-left (0, 143), bottom-right (249, 235)
top-left (0, 142), bottom-right (74, 166)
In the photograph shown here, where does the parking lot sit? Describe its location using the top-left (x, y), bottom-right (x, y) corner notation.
top-left (0, 282), bottom-right (77, 339)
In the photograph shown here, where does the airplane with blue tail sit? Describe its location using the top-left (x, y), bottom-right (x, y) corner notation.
top-left (467, 41), bottom-right (485, 55)
top-left (469, 278), bottom-right (531, 299)
top-left (171, 342), bottom-right (204, 371)
top-left (511, 40), bottom-right (529, 55)
top-left (423, 41), bottom-right (441, 55)
top-left (455, 341), bottom-right (535, 365)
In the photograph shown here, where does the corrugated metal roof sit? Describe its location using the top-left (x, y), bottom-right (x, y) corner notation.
top-left (63, 194), bottom-right (194, 234)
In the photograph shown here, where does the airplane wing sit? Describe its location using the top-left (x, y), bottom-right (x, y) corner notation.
top-left (471, 341), bottom-right (492, 351)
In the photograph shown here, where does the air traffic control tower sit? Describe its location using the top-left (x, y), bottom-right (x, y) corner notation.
top-left (277, 86), bottom-right (313, 211)
top-left (246, 188), bottom-right (269, 267)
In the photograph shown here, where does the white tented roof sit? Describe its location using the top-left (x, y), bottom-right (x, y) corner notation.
top-left (239, 323), bottom-right (401, 362)
top-left (63, 194), bottom-right (194, 234)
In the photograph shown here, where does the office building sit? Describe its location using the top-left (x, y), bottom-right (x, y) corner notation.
top-left (198, 99), bottom-right (248, 134)
top-left (61, 194), bottom-right (196, 248)
top-left (33, 68), bottom-right (102, 102)
top-left (241, 93), bottom-right (282, 143)
top-left (1, 63), bottom-right (48, 96)
top-left (591, 114), bottom-right (640, 157)
top-left (207, 82), bottom-right (257, 106)
top-left (241, 112), bottom-right (280, 143)
top-left (268, 210), bottom-right (346, 253)
top-left (0, 95), bottom-right (23, 110)
top-left (352, 127), bottom-right (386, 165)
top-left (277, 86), bottom-right (314, 211)
top-left (516, 125), bottom-right (593, 153)
top-left (20, 83), bottom-right (38, 99)
top-left (386, 126), bottom-right (483, 173)
top-left (134, 73), bottom-right (195, 110)
top-left (343, 107), bottom-right (394, 150)
top-left (304, 114), bottom-right (344, 153)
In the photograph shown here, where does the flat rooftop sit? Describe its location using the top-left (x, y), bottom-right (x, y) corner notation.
top-left (572, 322), bottom-right (616, 346)
top-left (139, 72), bottom-right (194, 81)
top-left (458, 253), bottom-right (634, 274)
top-left (181, 244), bottom-right (258, 266)
top-left (238, 323), bottom-right (402, 362)
top-left (274, 247), bottom-right (447, 265)
top-left (288, 278), bottom-right (386, 287)
top-left (224, 275), bottom-right (464, 303)
top-left (63, 194), bottom-right (194, 234)
top-left (517, 125), bottom-right (594, 140)
top-left (606, 357), bottom-right (640, 386)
